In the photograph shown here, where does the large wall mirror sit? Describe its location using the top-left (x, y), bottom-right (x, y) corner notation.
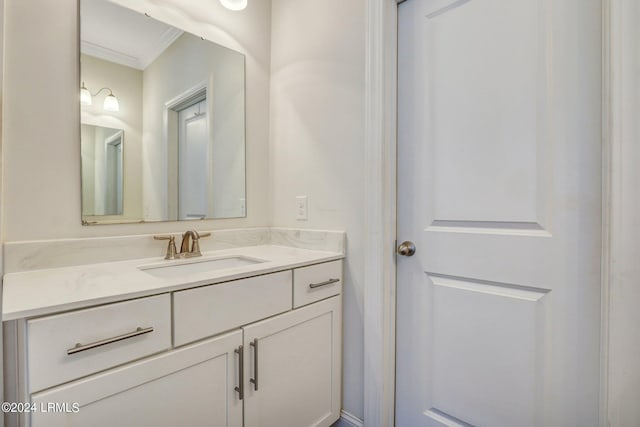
top-left (80, 0), bottom-right (246, 225)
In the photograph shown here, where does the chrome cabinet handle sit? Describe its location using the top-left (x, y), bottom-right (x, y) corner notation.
top-left (309, 278), bottom-right (340, 289)
top-left (235, 345), bottom-right (244, 400)
top-left (67, 326), bottom-right (154, 355)
top-left (250, 339), bottom-right (259, 391)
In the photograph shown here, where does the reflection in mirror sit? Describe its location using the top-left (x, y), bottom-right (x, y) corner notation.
top-left (80, 0), bottom-right (246, 225)
top-left (81, 124), bottom-right (124, 217)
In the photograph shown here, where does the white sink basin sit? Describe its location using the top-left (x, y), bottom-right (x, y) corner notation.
top-left (139, 256), bottom-right (266, 278)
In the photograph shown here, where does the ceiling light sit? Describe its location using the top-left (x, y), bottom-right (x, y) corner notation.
top-left (220, 0), bottom-right (247, 11)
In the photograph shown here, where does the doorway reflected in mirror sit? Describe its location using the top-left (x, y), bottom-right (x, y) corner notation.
top-left (80, 0), bottom-right (246, 225)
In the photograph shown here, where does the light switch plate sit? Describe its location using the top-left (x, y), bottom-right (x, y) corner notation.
top-left (296, 196), bottom-right (308, 221)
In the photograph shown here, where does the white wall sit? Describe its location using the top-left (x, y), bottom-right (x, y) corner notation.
top-left (607, 0), bottom-right (640, 423)
top-left (270, 0), bottom-right (366, 419)
top-left (3, 0), bottom-right (271, 241)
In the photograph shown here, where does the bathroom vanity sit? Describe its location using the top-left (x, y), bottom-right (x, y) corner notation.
top-left (3, 243), bottom-right (343, 427)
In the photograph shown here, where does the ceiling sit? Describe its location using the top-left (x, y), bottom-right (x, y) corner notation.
top-left (80, 0), bottom-right (183, 70)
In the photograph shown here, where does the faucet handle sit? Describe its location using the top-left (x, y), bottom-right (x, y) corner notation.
top-left (153, 235), bottom-right (178, 260)
top-left (191, 232), bottom-right (211, 256)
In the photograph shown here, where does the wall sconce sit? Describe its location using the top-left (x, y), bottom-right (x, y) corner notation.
top-left (80, 82), bottom-right (120, 112)
top-left (219, 0), bottom-right (247, 11)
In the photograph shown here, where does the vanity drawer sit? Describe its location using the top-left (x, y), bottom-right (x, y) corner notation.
top-left (27, 294), bottom-right (171, 392)
top-left (293, 260), bottom-right (342, 308)
top-left (173, 270), bottom-right (292, 346)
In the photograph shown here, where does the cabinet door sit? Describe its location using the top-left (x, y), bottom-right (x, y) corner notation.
top-left (243, 296), bottom-right (341, 427)
top-left (30, 331), bottom-right (243, 427)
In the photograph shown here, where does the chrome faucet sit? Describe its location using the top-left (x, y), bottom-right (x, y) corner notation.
top-left (179, 230), bottom-right (211, 257)
top-left (154, 231), bottom-right (211, 259)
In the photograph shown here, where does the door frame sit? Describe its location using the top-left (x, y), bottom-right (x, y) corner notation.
top-left (601, 0), bottom-right (640, 425)
top-left (363, 1), bottom-right (616, 426)
top-left (103, 130), bottom-right (124, 216)
top-left (163, 80), bottom-right (212, 220)
top-left (362, 1), bottom-right (398, 426)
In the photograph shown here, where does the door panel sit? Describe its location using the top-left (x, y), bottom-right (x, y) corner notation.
top-left (429, 276), bottom-right (546, 426)
top-left (426, 0), bottom-right (542, 223)
top-left (178, 99), bottom-right (209, 220)
top-left (396, 0), bottom-right (601, 426)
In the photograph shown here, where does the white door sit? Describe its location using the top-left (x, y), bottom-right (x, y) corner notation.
top-left (396, 1), bottom-right (602, 426)
top-left (178, 99), bottom-right (210, 220)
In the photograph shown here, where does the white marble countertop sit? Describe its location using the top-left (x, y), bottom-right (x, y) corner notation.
top-left (2, 245), bottom-right (344, 321)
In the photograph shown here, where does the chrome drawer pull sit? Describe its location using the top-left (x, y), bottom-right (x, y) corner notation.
top-left (235, 345), bottom-right (244, 400)
top-left (67, 326), bottom-right (154, 355)
top-left (250, 339), bottom-right (259, 391)
top-left (309, 278), bottom-right (340, 289)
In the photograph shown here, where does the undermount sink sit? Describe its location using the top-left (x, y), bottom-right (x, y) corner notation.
top-left (139, 256), bottom-right (266, 278)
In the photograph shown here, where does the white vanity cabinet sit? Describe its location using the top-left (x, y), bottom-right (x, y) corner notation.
top-left (242, 296), bottom-right (341, 427)
top-left (173, 270), bottom-right (293, 347)
top-left (6, 259), bottom-right (343, 427)
top-left (30, 331), bottom-right (243, 427)
top-left (26, 294), bottom-right (172, 393)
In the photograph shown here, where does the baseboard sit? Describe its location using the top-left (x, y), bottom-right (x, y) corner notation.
top-left (333, 410), bottom-right (364, 427)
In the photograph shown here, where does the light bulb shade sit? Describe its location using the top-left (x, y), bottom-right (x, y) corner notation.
top-left (103, 94), bottom-right (119, 112)
top-left (80, 85), bottom-right (92, 106)
top-left (220, 0), bottom-right (247, 10)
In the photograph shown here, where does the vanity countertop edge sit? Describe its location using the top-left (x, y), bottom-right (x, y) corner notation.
top-left (2, 244), bottom-right (344, 321)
